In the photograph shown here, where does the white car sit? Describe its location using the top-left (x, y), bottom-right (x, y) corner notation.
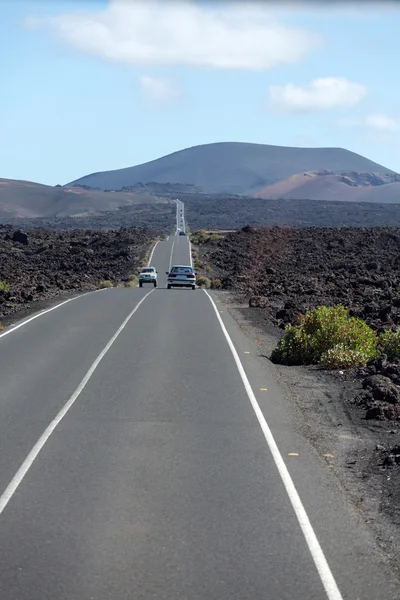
top-left (166, 265), bottom-right (196, 290)
top-left (139, 266), bottom-right (157, 287)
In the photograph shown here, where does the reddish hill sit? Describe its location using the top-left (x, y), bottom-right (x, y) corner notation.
top-left (0, 178), bottom-right (166, 219)
top-left (254, 171), bottom-right (400, 203)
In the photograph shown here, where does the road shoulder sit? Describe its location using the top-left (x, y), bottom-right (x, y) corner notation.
top-left (208, 289), bottom-right (400, 593)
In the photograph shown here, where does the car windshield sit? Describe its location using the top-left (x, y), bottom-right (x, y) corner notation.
top-left (141, 268), bottom-right (154, 273)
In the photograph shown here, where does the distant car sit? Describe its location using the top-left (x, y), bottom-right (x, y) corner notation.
top-left (179, 231), bottom-right (186, 236)
top-left (166, 265), bottom-right (196, 290)
top-left (138, 266), bottom-right (157, 287)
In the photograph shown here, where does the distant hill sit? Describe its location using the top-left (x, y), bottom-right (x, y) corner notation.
top-left (0, 178), bottom-right (166, 219)
top-left (254, 170), bottom-right (400, 203)
top-left (67, 142), bottom-right (396, 195)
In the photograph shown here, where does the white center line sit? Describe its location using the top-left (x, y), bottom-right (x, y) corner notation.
top-left (0, 289), bottom-right (155, 517)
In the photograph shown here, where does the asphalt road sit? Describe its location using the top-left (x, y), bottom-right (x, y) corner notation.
top-left (0, 204), bottom-right (398, 599)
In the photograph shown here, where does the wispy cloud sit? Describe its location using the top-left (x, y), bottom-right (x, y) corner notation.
top-left (23, 0), bottom-right (324, 70)
top-left (138, 75), bottom-right (181, 108)
top-left (365, 113), bottom-right (398, 132)
top-left (268, 77), bottom-right (367, 113)
top-left (340, 113), bottom-right (398, 133)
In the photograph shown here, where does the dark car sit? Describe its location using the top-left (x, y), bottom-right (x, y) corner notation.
top-left (179, 231), bottom-right (186, 236)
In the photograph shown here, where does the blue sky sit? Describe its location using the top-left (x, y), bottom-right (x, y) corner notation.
top-left (2, 0), bottom-right (400, 185)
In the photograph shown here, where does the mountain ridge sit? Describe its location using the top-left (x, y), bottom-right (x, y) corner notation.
top-left (67, 141), bottom-right (397, 196)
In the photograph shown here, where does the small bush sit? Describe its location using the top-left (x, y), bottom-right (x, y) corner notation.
top-left (99, 280), bottom-right (113, 289)
top-left (196, 275), bottom-right (211, 288)
top-left (128, 274), bottom-right (137, 281)
top-left (0, 280), bottom-right (9, 293)
top-left (320, 345), bottom-right (370, 369)
top-left (379, 329), bottom-right (400, 360)
top-left (124, 280), bottom-right (137, 288)
top-left (0, 322), bottom-right (3, 331)
top-left (205, 265), bottom-right (213, 273)
top-left (211, 278), bottom-right (221, 289)
top-left (271, 304), bottom-right (378, 368)
top-left (190, 230), bottom-right (223, 245)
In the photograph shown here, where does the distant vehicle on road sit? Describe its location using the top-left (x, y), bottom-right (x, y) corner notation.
top-left (166, 265), bottom-right (196, 289)
top-left (179, 231), bottom-right (186, 236)
top-left (138, 266), bottom-right (157, 287)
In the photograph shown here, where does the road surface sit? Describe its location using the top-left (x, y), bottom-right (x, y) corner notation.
top-left (0, 202), bottom-right (398, 599)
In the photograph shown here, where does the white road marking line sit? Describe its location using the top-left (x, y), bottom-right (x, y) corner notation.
top-left (0, 289), bottom-right (105, 341)
top-left (173, 198), bottom-right (180, 235)
top-left (147, 240), bottom-right (159, 266)
top-left (169, 239), bottom-right (176, 271)
top-left (0, 233), bottom-right (162, 340)
top-left (189, 236), bottom-right (193, 267)
top-left (0, 289), bottom-right (155, 517)
top-left (204, 289), bottom-right (344, 600)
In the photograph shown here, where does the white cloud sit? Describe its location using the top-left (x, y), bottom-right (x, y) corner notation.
top-left (24, 0), bottom-right (324, 70)
top-left (138, 75), bottom-right (181, 107)
top-left (365, 113), bottom-right (398, 132)
top-left (338, 112), bottom-right (399, 144)
top-left (268, 77), bottom-right (367, 113)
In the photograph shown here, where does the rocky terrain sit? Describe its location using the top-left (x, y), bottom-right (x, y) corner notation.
top-left (0, 202), bottom-right (176, 232)
top-left (205, 225), bottom-right (400, 332)
top-left (182, 196), bottom-right (400, 229)
top-left (116, 182), bottom-right (204, 195)
top-left (0, 225), bottom-right (158, 322)
top-left (193, 225), bottom-right (400, 558)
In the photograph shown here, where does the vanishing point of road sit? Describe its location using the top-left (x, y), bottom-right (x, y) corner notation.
top-left (0, 200), bottom-right (398, 599)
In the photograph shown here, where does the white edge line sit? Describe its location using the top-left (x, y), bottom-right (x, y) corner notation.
top-left (0, 289), bottom-right (105, 341)
top-left (203, 289), bottom-right (344, 600)
top-left (0, 236), bottom-right (161, 339)
top-left (0, 288), bottom-right (155, 516)
top-left (147, 240), bottom-right (159, 266)
top-left (169, 239), bottom-right (176, 271)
